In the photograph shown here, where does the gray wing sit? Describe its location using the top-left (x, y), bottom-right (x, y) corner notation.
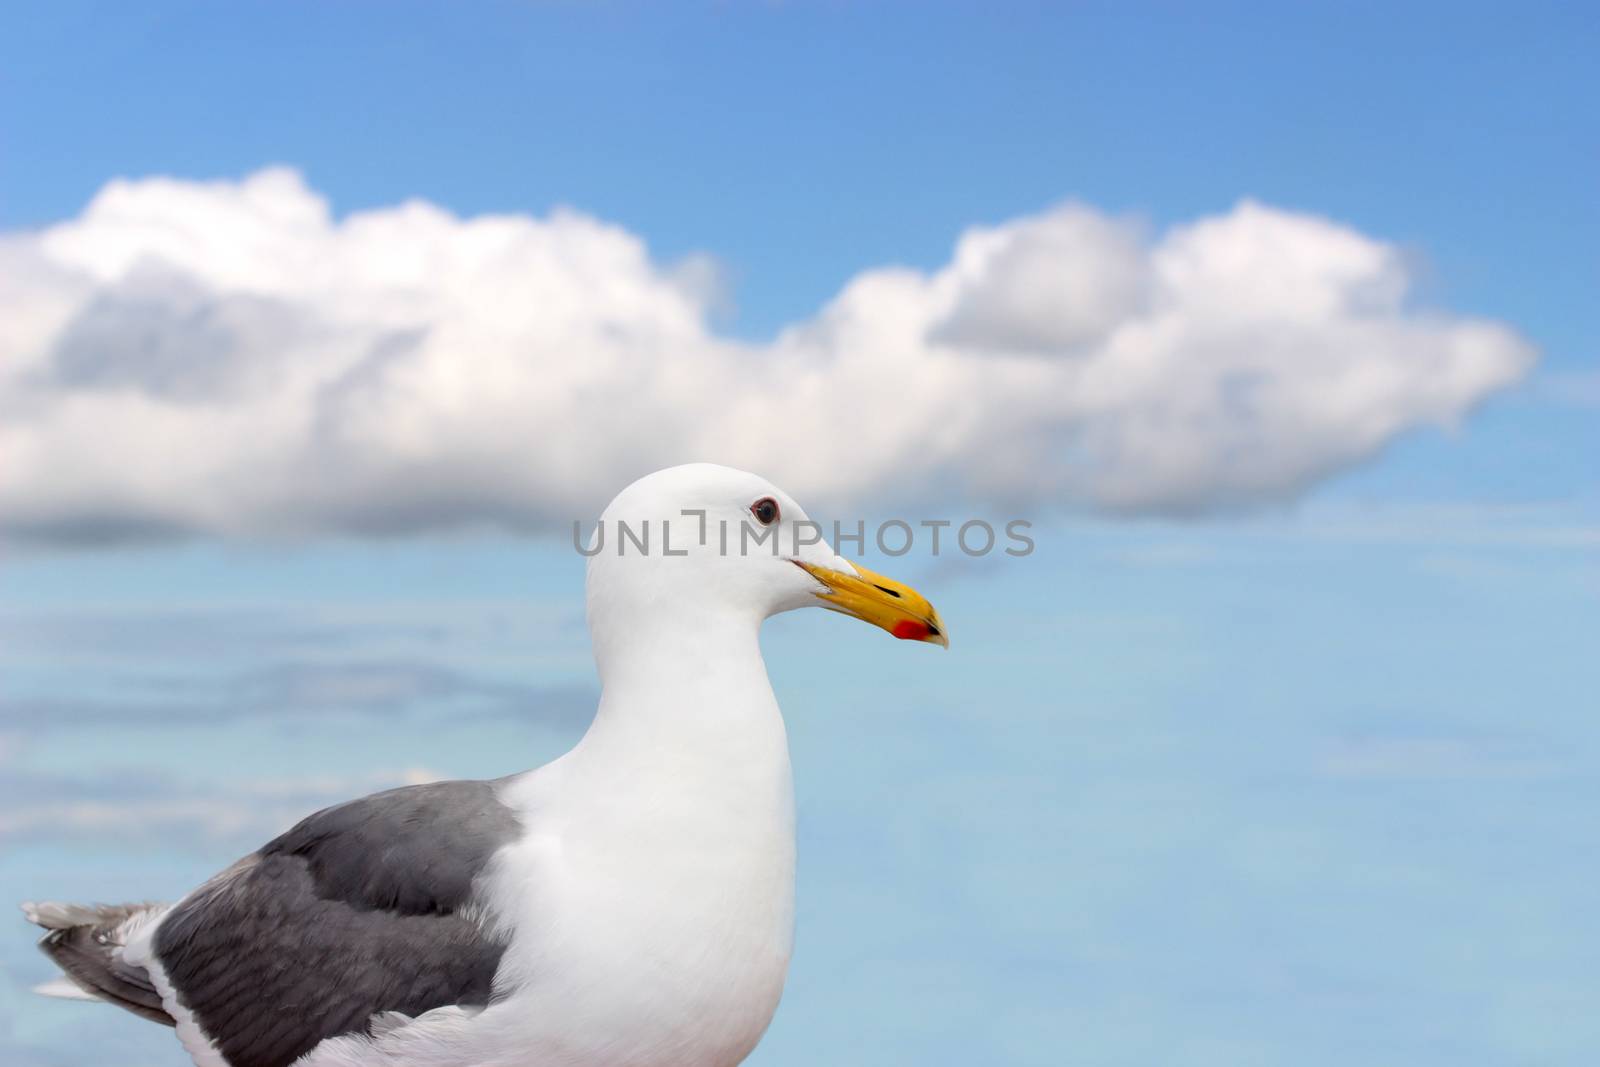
top-left (153, 779), bottom-right (521, 1067)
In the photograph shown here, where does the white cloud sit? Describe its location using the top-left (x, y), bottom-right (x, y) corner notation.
top-left (0, 169), bottom-right (1536, 542)
top-left (1321, 735), bottom-right (1557, 781)
top-left (0, 743), bottom-right (445, 845)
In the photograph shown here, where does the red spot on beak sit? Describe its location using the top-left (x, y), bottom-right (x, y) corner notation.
top-left (891, 620), bottom-right (929, 641)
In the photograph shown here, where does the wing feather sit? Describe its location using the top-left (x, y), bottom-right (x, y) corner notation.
top-left (153, 779), bottom-right (520, 1067)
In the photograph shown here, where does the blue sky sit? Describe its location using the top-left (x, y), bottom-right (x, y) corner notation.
top-left (1, 4), bottom-right (1597, 1066)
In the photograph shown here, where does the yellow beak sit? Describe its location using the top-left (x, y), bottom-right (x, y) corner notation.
top-left (793, 559), bottom-right (949, 648)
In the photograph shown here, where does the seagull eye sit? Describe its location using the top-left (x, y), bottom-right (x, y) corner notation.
top-left (750, 497), bottom-right (780, 526)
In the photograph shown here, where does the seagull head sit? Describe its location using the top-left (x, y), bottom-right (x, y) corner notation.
top-left (586, 463), bottom-right (947, 648)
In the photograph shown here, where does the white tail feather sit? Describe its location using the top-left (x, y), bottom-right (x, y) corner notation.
top-left (34, 977), bottom-right (102, 1002)
top-left (21, 900), bottom-right (113, 930)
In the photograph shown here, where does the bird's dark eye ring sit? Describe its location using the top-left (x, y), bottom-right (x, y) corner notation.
top-left (751, 497), bottom-right (780, 526)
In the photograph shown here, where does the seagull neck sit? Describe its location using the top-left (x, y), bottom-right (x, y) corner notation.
top-left (580, 608), bottom-right (779, 755)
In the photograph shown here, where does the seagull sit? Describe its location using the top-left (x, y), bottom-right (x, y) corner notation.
top-left (23, 464), bottom-right (947, 1067)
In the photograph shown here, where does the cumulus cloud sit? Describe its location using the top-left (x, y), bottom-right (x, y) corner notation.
top-left (0, 168), bottom-right (1535, 542)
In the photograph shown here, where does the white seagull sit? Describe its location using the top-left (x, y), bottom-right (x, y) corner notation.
top-left (23, 464), bottom-right (947, 1067)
